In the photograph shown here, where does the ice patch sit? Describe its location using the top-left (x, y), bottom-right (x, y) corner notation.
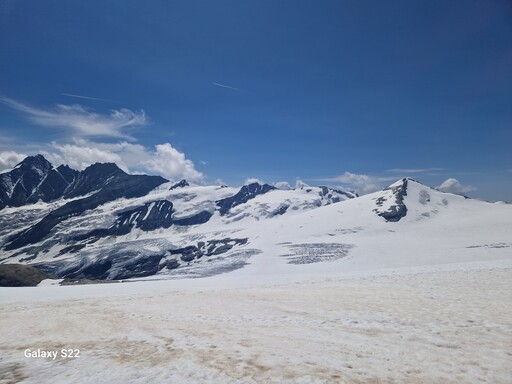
top-left (281, 243), bottom-right (353, 264)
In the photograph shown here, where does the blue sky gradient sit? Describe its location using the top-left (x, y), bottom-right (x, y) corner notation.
top-left (0, 1), bottom-right (511, 200)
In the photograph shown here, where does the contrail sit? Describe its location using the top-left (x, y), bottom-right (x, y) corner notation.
top-left (211, 82), bottom-right (245, 92)
top-left (61, 93), bottom-right (111, 102)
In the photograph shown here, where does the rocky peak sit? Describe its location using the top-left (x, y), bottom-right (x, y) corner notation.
top-left (318, 186), bottom-right (358, 200)
top-left (64, 162), bottom-right (126, 198)
top-left (0, 155), bottom-right (57, 209)
top-left (373, 178), bottom-right (409, 222)
top-left (170, 179), bottom-right (189, 190)
top-left (216, 182), bottom-right (276, 215)
top-left (18, 154), bottom-right (52, 170)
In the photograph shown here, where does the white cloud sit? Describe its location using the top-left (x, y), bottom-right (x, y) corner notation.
top-left (1, 97), bottom-right (204, 182)
top-left (437, 178), bottom-right (475, 194)
top-left (43, 142), bottom-right (128, 172)
top-left (295, 179), bottom-right (309, 189)
top-left (0, 151), bottom-right (27, 172)
top-left (144, 143), bottom-right (203, 182)
top-left (87, 141), bottom-right (150, 170)
top-left (37, 139), bottom-right (203, 183)
top-left (244, 177), bottom-right (263, 185)
top-left (274, 181), bottom-right (292, 190)
top-left (316, 172), bottom-right (396, 194)
top-left (0, 97), bottom-right (146, 139)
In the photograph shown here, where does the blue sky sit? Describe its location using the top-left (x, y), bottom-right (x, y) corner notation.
top-left (0, 0), bottom-right (511, 200)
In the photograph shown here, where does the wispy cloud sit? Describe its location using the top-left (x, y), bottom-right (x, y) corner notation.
top-left (61, 93), bottom-right (111, 102)
top-left (0, 97), bottom-right (146, 139)
top-left (315, 172), bottom-right (398, 194)
top-left (0, 96), bottom-right (205, 182)
top-left (212, 82), bottom-right (246, 92)
top-left (385, 167), bottom-right (444, 173)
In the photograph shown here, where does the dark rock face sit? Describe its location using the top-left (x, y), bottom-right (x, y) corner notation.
top-left (63, 162), bottom-right (125, 198)
top-left (81, 260), bottom-right (113, 279)
top-left (172, 245), bottom-right (200, 262)
top-left (75, 202), bottom-right (213, 242)
top-left (0, 263), bottom-right (55, 287)
top-left (319, 186), bottom-right (357, 201)
top-left (169, 238), bottom-right (248, 263)
top-left (173, 211), bottom-right (213, 226)
top-left (5, 165), bottom-right (167, 250)
top-left (166, 259), bottom-right (180, 270)
top-left (31, 165), bottom-right (79, 203)
top-left (116, 200), bottom-right (174, 231)
top-left (0, 155), bottom-right (79, 210)
top-left (271, 204), bottom-right (289, 216)
top-left (216, 182), bottom-right (276, 215)
top-left (36, 245), bottom-right (165, 280)
top-left (58, 244), bottom-right (86, 256)
top-left (373, 178), bottom-right (409, 222)
top-left (170, 179), bottom-right (189, 190)
top-left (56, 164), bottom-right (78, 185)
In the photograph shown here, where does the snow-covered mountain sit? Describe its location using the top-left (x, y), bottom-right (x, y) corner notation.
top-left (0, 155), bottom-right (360, 279)
top-left (0, 155), bottom-right (510, 282)
top-left (2, 156), bottom-right (511, 384)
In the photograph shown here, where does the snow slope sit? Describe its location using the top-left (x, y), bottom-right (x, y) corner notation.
top-left (1, 178), bottom-right (511, 383)
top-left (234, 178), bottom-right (512, 278)
top-left (1, 177), bottom-right (511, 283)
top-left (0, 263), bottom-right (511, 383)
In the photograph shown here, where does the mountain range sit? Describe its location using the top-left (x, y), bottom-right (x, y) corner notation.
top-left (0, 155), bottom-right (510, 282)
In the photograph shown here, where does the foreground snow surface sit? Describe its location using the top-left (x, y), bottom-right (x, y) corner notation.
top-left (1, 261), bottom-right (511, 384)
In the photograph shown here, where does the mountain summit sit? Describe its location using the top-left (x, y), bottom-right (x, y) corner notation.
top-left (0, 155), bottom-right (79, 210)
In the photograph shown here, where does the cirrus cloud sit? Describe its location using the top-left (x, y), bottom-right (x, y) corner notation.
top-left (385, 167), bottom-right (444, 174)
top-left (0, 97), bottom-right (146, 139)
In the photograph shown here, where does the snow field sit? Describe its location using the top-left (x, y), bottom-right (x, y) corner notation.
top-left (1, 264), bottom-right (511, 383)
